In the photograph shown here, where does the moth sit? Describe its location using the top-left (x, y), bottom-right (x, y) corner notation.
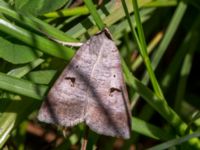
top-left (38, 28), bottom-right (131, 139)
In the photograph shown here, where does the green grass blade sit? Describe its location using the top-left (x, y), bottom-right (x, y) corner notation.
top-left (0, 2), bottom-right (77, 42)
top-left (132, 0), bottom-right (147, 50)
top-left (131, 0), bottom-right (164, 99)
top-left (161, 15), bottom-right (200, 91)
top-left (83, 0), bottom-right (105, 30)
top-left (174, 35), bottom-right (198, 113)
top-left (0, 19), bottom-right (75, 60)
top-left (122, 59), bottom-right (186, 134)
top-left (144, 0), bottom-right (177, 7)
top-left (7, 58), bottom-right (44, 78)
top-left (43, 6), bottom-right (89, 18)
top-left (0, 108), bottom-right (17, 148)
top-left (132, 117), bottom-right (174, 140)
top-left (121, 0), bottom-right (141, 50)
top-left (0, 72), bottom-right (47, 100)
top-left (27, 70), bottom-right (56, 84)
top-left (122, 59), bottom-right (200, 148)
top-left (147, 131), bottom-right (200, 150)
top-left (151, 1), bottom-right (187, 75)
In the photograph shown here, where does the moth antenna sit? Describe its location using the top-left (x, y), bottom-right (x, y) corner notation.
top-left (40, 29), bottom-right (83, 47)
top-left (51, 39), bottom-right (83, 47)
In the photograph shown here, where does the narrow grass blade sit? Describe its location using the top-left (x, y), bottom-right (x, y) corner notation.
top-left (147, 131), bottom-right (200, 150)
top-left (151, 1), bottom-right (187, 74)
top-left (161, 15), bottom-right (200, 91)
top-left (0, 72), bottom-right (47, 100)
top-left (144, 0), bottom-right (177, 7)
top-left (0, 19), bottom-right (75, 60)
top-left (174, 34), bottom-right (198, 113)
top-left (131, 0), bottom-right (164, 99)
top-left (132, 117), bottom-right (174, 140)
top-left (26, 70), bottom-right (56, 84)
top-left (43, 6), bottom-right (89, 18)
top-left (7, 58), bottom-right (44, 78)
top-left (83, 0), bottom-right (105, 30)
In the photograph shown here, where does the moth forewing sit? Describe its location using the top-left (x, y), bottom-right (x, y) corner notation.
top-left (38, 29), bottom-right (131, 139)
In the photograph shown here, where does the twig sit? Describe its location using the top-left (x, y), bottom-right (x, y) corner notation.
top-left (81, 126), bottom-right (89, 150)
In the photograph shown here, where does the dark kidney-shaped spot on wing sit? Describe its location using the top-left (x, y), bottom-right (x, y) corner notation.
top-left (109, 87), bottom-right (121, 97)
top-left (65, 77), bottom-right (76, 87)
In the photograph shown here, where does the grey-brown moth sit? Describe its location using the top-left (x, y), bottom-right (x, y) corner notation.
top-left (38, 28), bottom-right (131, 139)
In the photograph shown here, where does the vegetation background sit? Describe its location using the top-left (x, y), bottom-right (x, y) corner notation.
top-left (0, 0), bottom-right (200, 149)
